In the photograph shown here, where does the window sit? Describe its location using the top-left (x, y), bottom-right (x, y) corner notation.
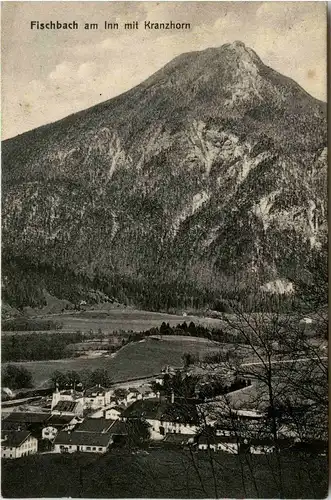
top-left (98, 447), bottom-right (103, 451)
top-left (69, 446), bottom-right (72, 449)
top-left (86, 446), bottom-right (91, 450)
top-left (93, 447), bottom-right (96, 451)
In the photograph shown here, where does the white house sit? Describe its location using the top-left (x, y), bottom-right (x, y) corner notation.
top-left (54, 430), bottom-right (112, 453)
top-left (84, 385), bottom-right (113, 410)
top-left (1, 431), bottom-right (38, 459)
top-left (198, 435), bottom-right (239, 454)
top-left (137, 385), bottom-right (158, 400)
top-left (197, 428), bottom-right (239, 454)
top-left (51, 388), bottom-right (84, 411)
top-left (121, 398), bottom-right (200, 440)
top-left (249, 439), bottom-right (275, 454)
top-left (126, 388), bottom-right (142, 405)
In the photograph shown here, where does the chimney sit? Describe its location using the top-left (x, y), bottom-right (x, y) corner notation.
top-left (171, 391), bottom-right (175, 404)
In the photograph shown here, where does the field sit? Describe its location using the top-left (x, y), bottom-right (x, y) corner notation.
top-left (1, 447), bottom-right (327, 498)
top-left (3, 308), bottom-right (225, 336)
top-left (3, 337), bottom-right (222, 388)
top-left (36, 308), bottom-right (225, 333)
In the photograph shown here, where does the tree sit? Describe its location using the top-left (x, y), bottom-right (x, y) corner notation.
top-left (51, 370), bottom-right (69, 389)
top-left (88, 368), bottom-right (112, 387)
top-left (125, 418), bottom-right (151, 448)
top-left (2, 364), bottom-right (33, 390)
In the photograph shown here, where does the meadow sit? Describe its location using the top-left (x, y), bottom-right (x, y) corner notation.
top-left (36, 308), bottom-right (224, 333)
top-left (3, 337), bottom-right (222, 388)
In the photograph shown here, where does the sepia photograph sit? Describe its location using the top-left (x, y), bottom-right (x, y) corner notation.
top-left (1, 1), bottom-right (328, 498)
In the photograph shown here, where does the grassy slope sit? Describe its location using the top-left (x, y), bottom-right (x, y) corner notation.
top-left (3, 337), bottom-right (222, 387)
top-left (1, 448), bottom-right (327, 498)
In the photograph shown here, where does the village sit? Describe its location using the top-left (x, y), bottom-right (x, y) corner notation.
top-left (1, 359), bottom-right (327, 461)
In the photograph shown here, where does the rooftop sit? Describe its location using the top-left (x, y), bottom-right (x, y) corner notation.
top-left (76, 418), bottom-right (115, 433)
top-left (1, 431), bottom-right (33, 448)
top-left (52, 401), bottom-right (80, 413)
top-left (108, 420), bottom-right (128, 436)
top-left (122, 399), bottom-right (200, 424)
top-left (60, 390), bottom-right (84, 399)
top-left (54, 430), bottom-right (112, 447)
top-left (84, 385), bottom-right (109, 397)
top-left (198, 430), bottom-right (238, 445)
top-left (110, 406), bottom-right (124, 413)
top-left (3, 412), bottom-right (51, 424)
top-left (46, 415), bottom-right (76, 427)
top-left (163, 433), bottom-right (194, 445)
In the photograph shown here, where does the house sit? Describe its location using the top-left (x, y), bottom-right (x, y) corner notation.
top-left (108, 420), bottom-right (128, 443)
top-left (51, 388), bottom-right (84, 411)
top-left (121, 398), bottom-right (200, 440)
top-left (155, 366), bottom-right (177, 385)
top-left (3, 411), bottom-right (51, 429)
top-left (2, 412), bottom-right (52, 443)
top-left (136, 385), bottom-right (157, 400)
top-left (198, 435), bottom-right (239, 454)
top-left (42, 414), bottom-right (79, 441)
top-left (54, 430), bottom-right (112, 453)
top-left (76, 418), bottom-right (114, 434)
top-left (105, 406), bottom-right (123, 420)
top-left (163, 433), bottom-right (195, 446)
top-left (197, 428), bottom-right (239, 454)
top-left (126, 388), bottom-right (142, 405)
top-left (1, 431), bottom-right (38, 459)
top-left (90, 405), bottom-right (124, 420)
top-left (51, 400), bottom-right (84, 418)
top-left (248, 438), bottom-right (276, 454)
top-left (84, 385), bottom-right (113, 410)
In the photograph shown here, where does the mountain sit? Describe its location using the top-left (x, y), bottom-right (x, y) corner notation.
top-left (2, 41), bottom-right (327, 311)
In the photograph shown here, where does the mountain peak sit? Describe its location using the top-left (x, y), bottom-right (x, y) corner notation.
top-left (220, 41), bottom-right (262, 65)
top-left (1, 43), bottom-right (327, 310)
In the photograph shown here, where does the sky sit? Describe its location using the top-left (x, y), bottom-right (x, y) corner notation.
top-left (1, 1), bottom-right (327, 139)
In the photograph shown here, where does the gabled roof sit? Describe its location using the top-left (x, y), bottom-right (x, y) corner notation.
top-left (1, 431), bottom-right (33, 448)
top-left (4, 412), bottom-right (51, 424)
top-left (52, 401), bottom-right (80, 413)
top-left (109, 420), bottom-right (128, 436)
top-left (109, 406), bottom-right (123, 413)
top-left (198, 429), bottom-right (238, 445)
top-left (54, 431), bottom-right (112, 447)
top-left (122, 399), bottom-right (200, 425)
top-left (122, 399), bottom-right (166, 420)
top-left (199, 434), bottom-right (239, 445)
top-left (136, 385), bottom-right (154, 396)
top-left (76, 418), bottom-right (114, 433)
top-left (128, 388), bottom-right (140, 394)
top-left (84, 385), bottom-right (109, 397)
top-left (46, 415), bottom-right (76, 427)
top-left (60, 390), bottom-right (84, 398)
top-left (2, 421), bottom-right (29, 432)
top-left (163, 433), bottom-right (194, 445)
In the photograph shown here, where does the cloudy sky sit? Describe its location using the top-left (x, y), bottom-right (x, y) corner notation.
top-left (2, 1), bottom-right (327, 139)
